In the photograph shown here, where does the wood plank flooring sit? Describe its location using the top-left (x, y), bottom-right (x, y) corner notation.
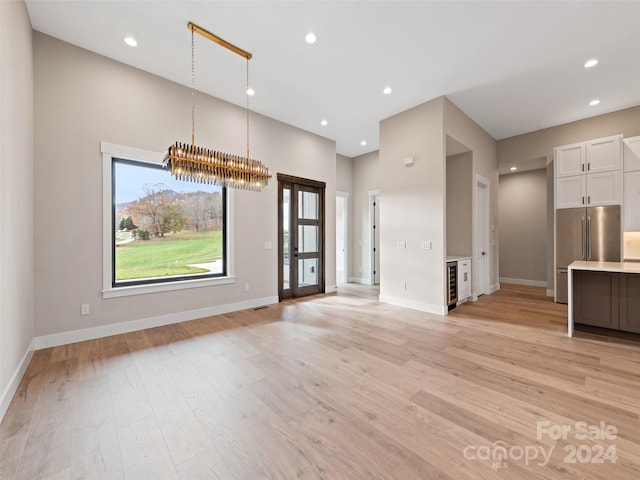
top-left (1, 283), bottom-right (639, 479)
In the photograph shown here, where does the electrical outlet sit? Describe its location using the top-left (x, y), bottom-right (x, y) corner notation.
top-left (244, 283), bottom-right (250, 292)
top-left (264, 241), bottom-right (273, 250)
top-left (81, 304), bottom-right (90, 315)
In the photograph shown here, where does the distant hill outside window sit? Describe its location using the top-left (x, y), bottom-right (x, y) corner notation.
top-left (112, 158), bottom-right (226, 286)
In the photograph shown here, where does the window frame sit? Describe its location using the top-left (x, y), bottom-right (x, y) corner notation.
top-left (101, 141), bottom-right (234, 299)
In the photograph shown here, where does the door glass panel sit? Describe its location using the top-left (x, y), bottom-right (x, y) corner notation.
top-left (298, 191), bottom-right (319, 219)
top-left (298, 258), bottom-right (318, 287)
top-left (282, 188), bottom-right (290, 290)
top-left (298, 225), bottom-right (318, 253)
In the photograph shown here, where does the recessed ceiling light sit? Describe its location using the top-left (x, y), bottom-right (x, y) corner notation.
top-left (124, 36), bottom-right (138, 47)
top-left (246, 88), bottom-right (255, 96)
top-left (320, 119), bottom-right (328, 126)
top-left (383, 86), bottom-right (392, 95)
top-left (589, 99), bottom-right (600, 106)
top-left (305, 32), bottom-right (317, 44)
top-left (584, 58), bottom-right (598, 68)
top-left (510, 166), bottom-right (517, 171)
top-left (360, 140), bottom-right (367, 146)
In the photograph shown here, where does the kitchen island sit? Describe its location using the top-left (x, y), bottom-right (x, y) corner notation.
top-left (567, 260), bottom-right (640, 336)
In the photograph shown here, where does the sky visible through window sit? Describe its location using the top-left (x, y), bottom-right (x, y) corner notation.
top-left (115, 161), bottom-right (219, 202)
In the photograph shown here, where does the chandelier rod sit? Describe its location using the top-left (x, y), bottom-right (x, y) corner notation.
top-left (188, 22), bottom-right (252, 60)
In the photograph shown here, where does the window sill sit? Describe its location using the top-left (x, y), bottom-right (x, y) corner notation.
top-left (102, 276), bottom-right (235, 299)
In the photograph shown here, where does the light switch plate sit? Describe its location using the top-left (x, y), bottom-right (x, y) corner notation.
top-left (264, 241), bottom-right (273, 249)
top-left (397, 241), bottom-right (406, 249)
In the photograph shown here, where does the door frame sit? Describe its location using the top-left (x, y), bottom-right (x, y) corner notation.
top-left (475, 175), bottom-right (491, 297)
top-left (336, 191), bottom-right (349, 284)
top-left (278, 173), bottom-right (326, 300)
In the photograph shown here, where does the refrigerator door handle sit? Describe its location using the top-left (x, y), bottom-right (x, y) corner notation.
top-left (581, 216), bottom-right (586, 260)
top-left (587, 215), bottom-right (592, 260)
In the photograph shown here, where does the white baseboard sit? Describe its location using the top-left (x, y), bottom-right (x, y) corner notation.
top-left (546, 289), bottom-right (554, 297)
top-left (34, 296), bottom-right (279, 350)
top-left (325, 285), bottom-right (338, 293)
top-left (1, 340), bottom-right (35, 422)
top-left (348, 276), bottom-right (370, 285)
top-left (499, 277), bottom-right (547, 288)
top-left (379, 294), bottom-right (446, 316)
top-left (489, 283), bottom-right (501, 294)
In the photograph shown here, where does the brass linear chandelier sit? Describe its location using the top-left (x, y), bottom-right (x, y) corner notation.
top-left (164, 22), bottom-right (271, 192)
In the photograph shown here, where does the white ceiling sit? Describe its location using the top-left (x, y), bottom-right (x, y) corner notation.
top-left (25, 1), bottom-right (640, 158)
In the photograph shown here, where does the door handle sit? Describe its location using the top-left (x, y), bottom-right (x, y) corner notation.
top-left (587, 216), bottom-right (592, 260)
top-left (581, 216), bottom-right (585, 260)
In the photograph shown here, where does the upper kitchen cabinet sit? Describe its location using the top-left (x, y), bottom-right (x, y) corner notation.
top-left (555, 142), bottom-right (585, 177)
top-left (555, 135), bottom-right (621, 178)
top-left (586, 135), bottom-right (622, 174)
top-left (555, 135), bottom-right (622, 209)
top-left (624, 136), bottom-right (640, 172)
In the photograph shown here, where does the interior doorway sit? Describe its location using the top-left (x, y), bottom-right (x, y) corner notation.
top-left (475, 176), bottom-right (490, 296)
top-left (278, 174), bottom-right (326, 300)
top-left (336, 192), bottom-right (348, 284)
top-left (369, 190), bottom-right (380, 285)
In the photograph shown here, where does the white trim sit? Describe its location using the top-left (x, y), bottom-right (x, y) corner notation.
top-left (379, 294), bottom-right (446, 316)
top-left (489, 283), bottom-right (501, 294)
top-left (100, 141), bottom-right (235, 299)
top-left (325, 285), bottom-right (338, 294)
top-left (0, 340), bottom-right (34, 422)
top-left (336, 191), bottom-right (349, 284)
top-left (34, 296), bottom-right (278, 350)
top-left (546, 288), bottom-right (554, 297)
top-left (499, 277), bottom-right (548, 288)
top-left (102, 275), bottom-right (236, 298)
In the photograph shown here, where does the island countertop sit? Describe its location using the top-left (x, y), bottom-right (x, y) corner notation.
top-left (568, 260), bottom-right (640, 275)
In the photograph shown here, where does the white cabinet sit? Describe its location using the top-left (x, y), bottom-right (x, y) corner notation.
top-left (555, 143), bottom-right (585, 177)
top-left (457, 258), bottom-right (471, 303)
top-left (586, 171), bottom-right (622, 206)
top-left (624, 171), bottom-right (640, 231)
top-left (555, 136), bottom-right (621, 178)
top-left (624, 136), bottom-right (640, 172)
top-left (555, 135), bottom-right (622, 209)
top-left (586, 135), bottom-right (622, 173)
top-left (556, 171), bottom-right (621, 208)
top-left (556, 175), bottom-right (586, 209)
top-left (623, 136), bottom-right (640, 231)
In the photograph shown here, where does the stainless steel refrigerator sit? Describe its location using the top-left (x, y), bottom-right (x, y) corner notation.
top-left (555, 205), bottom-right (620, 303)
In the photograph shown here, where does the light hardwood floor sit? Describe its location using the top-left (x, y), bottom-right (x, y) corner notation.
top-left (1, 283), bottom-right (639, 479)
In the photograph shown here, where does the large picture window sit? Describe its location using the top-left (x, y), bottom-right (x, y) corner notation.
top-left (112, 158), bottom-right (226, 287)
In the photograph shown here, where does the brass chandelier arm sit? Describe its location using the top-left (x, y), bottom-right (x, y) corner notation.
top-left (188, 22), bottom-right (252, 60)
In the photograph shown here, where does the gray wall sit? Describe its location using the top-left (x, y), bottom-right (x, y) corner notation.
top-left (33, 33), bottom-right (336, 338)
top-left (336, 154), bottom-right (352, 193)
top-left (0, 0), bottom-right (35, 416)
top-left (336, 154), bottom-right (353, 281)
top-left (444, 98), bottom-right (500, 293)
top-left (446, 152), bottom-right (472, 257)
top-left (499, 169), bottom-right (547, 284)
top-left (351, 151), bottom-right (379, 283)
